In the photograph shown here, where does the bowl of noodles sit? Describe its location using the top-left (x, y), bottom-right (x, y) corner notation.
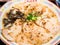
top-left (0, 0), bottom-right (60, 45)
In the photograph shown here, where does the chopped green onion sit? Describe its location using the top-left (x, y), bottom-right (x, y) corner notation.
top-left (27, 13), bottom-right (37, 21)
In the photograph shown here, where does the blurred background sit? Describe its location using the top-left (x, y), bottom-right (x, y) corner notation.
top-left (0, 0), bottom-right (60, 7)
top-left (0, 0), bottom-right (11, 7)
top-left (0, 0), bottom-right (60, 45)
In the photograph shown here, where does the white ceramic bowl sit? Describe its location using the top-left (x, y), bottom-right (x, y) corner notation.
top-left (0, 0), bottom-right (60, 45)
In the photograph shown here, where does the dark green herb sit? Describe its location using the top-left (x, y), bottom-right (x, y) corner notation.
top-left (3, 8), bottom-right (25, 28)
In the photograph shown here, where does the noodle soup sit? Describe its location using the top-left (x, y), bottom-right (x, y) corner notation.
top-left (1, 2), bottom-right (60, 45)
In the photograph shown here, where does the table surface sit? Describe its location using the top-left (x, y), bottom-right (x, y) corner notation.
top-left (0, 0), bottom-right (60, 45)
top-left (0, 39), bottom-right (6, 45)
